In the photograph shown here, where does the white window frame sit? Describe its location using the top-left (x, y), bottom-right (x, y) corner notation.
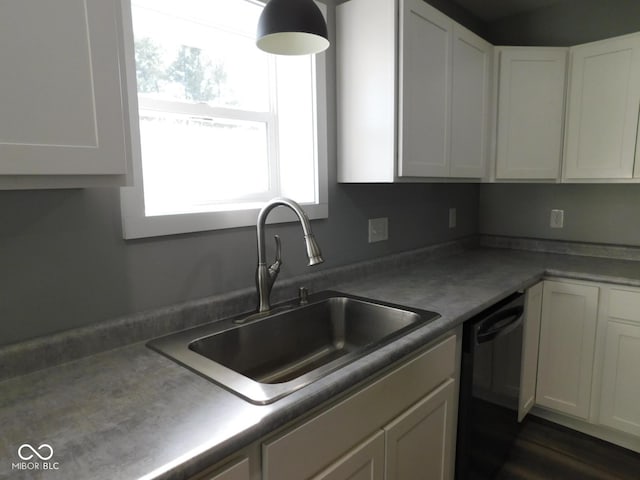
top-left (119, 0), bottom-right (328, 239)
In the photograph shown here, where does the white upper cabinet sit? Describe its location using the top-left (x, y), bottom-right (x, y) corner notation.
top-left (563, 33), bottom-right (640, 180)
top-left (450, 25), bottom-right (492, 178)
top-left (336, 0), bottom-right (396, 183)
top-left (337, 0), bottom-right (492, 182)
top-left (495, 47), bottom-right (567, 180)
top-left (398, 0), bottom-right (452, 178)
top-left (0, 0), bottom-right (130, 189)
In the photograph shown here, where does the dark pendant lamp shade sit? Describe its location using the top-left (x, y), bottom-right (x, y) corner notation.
top-left (257, 0), bottom-right (329, 55)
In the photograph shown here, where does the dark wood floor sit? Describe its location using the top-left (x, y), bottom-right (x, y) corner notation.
top-left (495, 417), bottom-right (640, 480)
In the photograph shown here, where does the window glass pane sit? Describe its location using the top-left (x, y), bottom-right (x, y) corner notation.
top-left (123, 0), bottom-right (324, 236)
top-left (132, 0), bottom-right (269, 111)
top-left (277, 56), bottom-right (317, 204)
top-left (139, 111), bottom-right (271, 216)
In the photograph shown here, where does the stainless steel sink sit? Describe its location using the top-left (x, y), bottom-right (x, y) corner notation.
top-left (147, 291), bottom-right (439, 404)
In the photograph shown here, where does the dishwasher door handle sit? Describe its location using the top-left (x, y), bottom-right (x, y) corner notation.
top-left (476, 306), bottom-right (524, 344)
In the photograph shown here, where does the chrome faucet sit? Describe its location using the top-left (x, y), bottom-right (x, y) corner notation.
top-left (256, 197), bottom-right (324, 313)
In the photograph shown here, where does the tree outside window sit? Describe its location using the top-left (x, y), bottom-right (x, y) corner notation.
top-left (135, 38), bottom-right (229, 103)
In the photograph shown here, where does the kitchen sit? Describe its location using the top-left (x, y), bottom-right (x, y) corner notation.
top-left (1, 0), bottom-right (640, 478)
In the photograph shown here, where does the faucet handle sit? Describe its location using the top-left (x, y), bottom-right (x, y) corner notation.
top-left (274, 234), bottom-right (282, 262)
top-left (268, 235), bottom-right (282, 277)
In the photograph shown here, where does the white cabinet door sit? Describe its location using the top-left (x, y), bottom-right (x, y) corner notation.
top-left (398, 0), bottom-right (452, 177)
top-left (205, 458), bottom-right (250, 480)
top-left (450, 24), bottom-right (492, 178)
top-left (519, 282), bottom-right (543, 421)
top-left (0, 0), bottom-right (129, 188)
top-left (600, 321), bottom-right (640, 437)
top-left (262, 334), bottom-right (457, 480)
top-left (311, 432), bottom-right (385, 480)
top-left (385, 378), bottom-right (456, 480)
top-left (564, 34), bottom-right (640, 179)
top-left (536, 281), bottom-right (599, 419)
top-left (495, 48), bottom-right (567, 180)
top-left (599, 287), bottom-right (640, 437)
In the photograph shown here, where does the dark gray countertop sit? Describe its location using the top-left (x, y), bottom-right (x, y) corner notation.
top-left (2, 246), bottom-right (639, 480)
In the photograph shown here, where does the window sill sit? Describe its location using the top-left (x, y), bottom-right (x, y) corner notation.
top-left (120, 189), bottom-right (327, 239)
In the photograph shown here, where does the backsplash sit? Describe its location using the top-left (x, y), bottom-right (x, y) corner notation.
top-left (0, 184), bottom-right (478, 347)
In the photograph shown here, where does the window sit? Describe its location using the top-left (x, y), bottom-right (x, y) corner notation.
top-left (120, 0), bottom-right (328, 239)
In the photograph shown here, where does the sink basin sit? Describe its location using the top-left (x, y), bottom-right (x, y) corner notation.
top-left (147, 291), bottom-right (439, 404)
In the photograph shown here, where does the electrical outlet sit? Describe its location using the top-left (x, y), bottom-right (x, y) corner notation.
top-left (368, 217), bottom-right (388, 243)
top-left (449, 208), bottom-right (457, 229)
top-left (550, 209), bottom-right (564, 228)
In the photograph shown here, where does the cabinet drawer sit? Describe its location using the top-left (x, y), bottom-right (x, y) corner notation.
top-left (609, 288), bottom-right (640, 323)
top-left (262, 333), bottom-right (457, 480)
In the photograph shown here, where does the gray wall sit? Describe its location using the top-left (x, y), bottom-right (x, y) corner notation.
top-left (480, 184), bottom-right (640, 246)
top-left (479, 0), bottom-right (640, 245)
top-left (1, 0), bottom-right (479, 347)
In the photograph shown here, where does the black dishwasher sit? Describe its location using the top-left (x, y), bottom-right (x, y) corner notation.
top-left (455, 292), bottom-right (525, 479)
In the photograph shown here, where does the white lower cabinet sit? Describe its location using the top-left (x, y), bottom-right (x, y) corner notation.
top-left (206, 458), bottom-right (250, 480)
top-left (599, 288), bottom-right (640, 437)
top-left (312, 431), bottom-right (385, 480)
top-left (385, 378), bottom-right (456, 480)
top-left (533, 279), bottom-right (640, 453)
top-left (190, 456), bottom-right (252, 480)
top-left (536, 280), bottom-right (599, 419)
top-left (518, 282), bottom-right (543, 421)
top-left (262, 332), bottom-right (459, 480)
top-left (313, 378), bottom-right (457, 480)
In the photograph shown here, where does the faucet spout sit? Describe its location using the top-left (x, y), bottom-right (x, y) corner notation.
top-left (256, 197), bottom-right (324, 313)
top-left (304, 234), bottom-right (323, 266)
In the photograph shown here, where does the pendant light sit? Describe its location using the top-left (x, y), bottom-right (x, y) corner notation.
top-left (256, 0), bottom-right (330, 55)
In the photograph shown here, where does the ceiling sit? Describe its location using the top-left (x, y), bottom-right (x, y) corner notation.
top-left (451, 0), bottom-right (568, 22)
